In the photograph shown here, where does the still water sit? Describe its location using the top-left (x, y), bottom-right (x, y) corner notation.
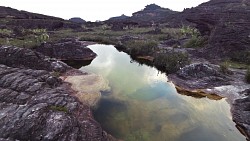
top-left (80, 44), bottom-right (245, 141)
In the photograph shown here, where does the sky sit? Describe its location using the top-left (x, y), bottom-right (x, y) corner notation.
top-left (0, 0), bottom-right (209, 21)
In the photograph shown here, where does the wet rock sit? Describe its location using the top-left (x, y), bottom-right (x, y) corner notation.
top-left (0, 64), bottom-right (114, 141)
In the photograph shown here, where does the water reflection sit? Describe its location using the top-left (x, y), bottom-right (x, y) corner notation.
top-left (80, 44), bottom-right (245, 141)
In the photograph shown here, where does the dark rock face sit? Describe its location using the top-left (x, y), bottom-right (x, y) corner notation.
top-left (69, 17), bottom-right (86, 24)
top-left (0, 65), bottom-right (112, 141)
top-left (0, 46), bottom-right (70, 72)
top-left (35, 39), bottom-right (96, 61)
top-left (169, 63), bottom-right (231, 89)
top-left (0, 6), bottom-right (81, 30)
top-left (233, 89), bottom-right (250, 139)
top-left (183, 0), bottom-right (250, 60)
top-left (108, 14), bottom-right (129, 22)
top-left (131, 4), bottom-right (177, 24)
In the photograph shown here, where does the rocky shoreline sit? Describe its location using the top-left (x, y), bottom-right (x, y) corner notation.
top-left (0, 45), bottom-right (116, 141)
top-left (168, 63), bottom-right (250, 140)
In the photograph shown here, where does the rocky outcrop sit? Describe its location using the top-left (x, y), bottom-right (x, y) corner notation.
top-left (0, 46), bottom-right (115, 141)
top-left (0, 6), bottom-right (81, 30)
top-left (233, 89), bottom-right (250, 139)
top-left (169, 62), bottom-right (250, 140)
top-left (183, 0), bottom-right (250, 61)
top-left (0, 46), bottom-right (70, 72)
top-left (169, 63), bottom-right (231, 89)
top-left (131, 4), bottom-right (177, 25)
top-left (69, 17), bottom-right (86, 24)
top-left (0, 64), bottom-right (113, 141)
top-left (35, 39), bottom-right (96, 61)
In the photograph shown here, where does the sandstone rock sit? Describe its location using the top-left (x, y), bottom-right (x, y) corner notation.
top-left (35, 39), bottom-right (96, 61)
top-left (183, 0), bottom-right (250, 60)
top-left (169, 63), bottom-right (231, 89)
top-left (233, 89), bottom-right (250, 139)
top-left (0, 64), bottom-right (114, 141)
top-left (0, 46), bottom-right (70, 72)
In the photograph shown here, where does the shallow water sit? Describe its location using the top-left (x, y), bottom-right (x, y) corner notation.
top-left (80, 44), bottom-right (245, 141)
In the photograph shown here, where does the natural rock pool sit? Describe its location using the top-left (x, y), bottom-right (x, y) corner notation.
top-left (80, 44), bottom-right (246, 141)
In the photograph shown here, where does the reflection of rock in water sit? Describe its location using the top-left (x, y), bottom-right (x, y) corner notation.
top-left (93, 98), bottom-right (128, 138)
top-left (63, 60), bottom-right (93, 69)
top-left (64, 73), bottom-right (110, 107)
top-left (177, 126), bottom-right (226, 141)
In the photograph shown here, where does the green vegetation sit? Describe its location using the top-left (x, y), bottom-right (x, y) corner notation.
top-left (0, 29), bottom-right (12, 36)
top-left (51, 71), bottom-right (61, 78)
top-left (231, 51), bottom-right (250, 65)
top-left (246, 68), bottom-right (250, 83)
top-left (124, 40), bottom-right (158, 56)
top-left (184, 36), bottom-right (207, 48)
top-left (49, 106), bottom-right (68, 113)
top-left (225, 61), bottom-right (249, 69)
top-left (179, 25), bottom-right (208, 48)
top-left (180, 25), bottom-right (199, 38)
top-left (0, 28), bottom-right (49, 48)
top-left (153, 52), bottom-right (190, 74)
top-left (79, 34), bottom-right (117, 45)
top-left (219, 61), bottom-right (230, 74)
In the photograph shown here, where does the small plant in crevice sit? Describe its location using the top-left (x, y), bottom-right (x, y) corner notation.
top-left (49, 106), bottom-right (68, 113)
top-left (51, 71), bottom-right (61, 78)
top-left (219, 61), bottom-right (230, 74)
top-left (246, 67), bottom-right (250, 83)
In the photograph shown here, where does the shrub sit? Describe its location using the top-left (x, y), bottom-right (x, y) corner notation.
top-left (231, 51), bottom-right (250, 65)
top-left (219, 61), bottom-right (230, 74)
top-left (153, 52), bottom-right (190, 74)
top-left (180, 25), bottom-right (199, 38)
top-left (0, 29), bottom-right (12, 36)
top-left (79, 35), bottom-right (116, 45)
top-left (246, 68), bottom-right (250, 83)
top-left (184, 36), bottom-right (207, 48)
top-left (124, 40), bottom-right (158, 56)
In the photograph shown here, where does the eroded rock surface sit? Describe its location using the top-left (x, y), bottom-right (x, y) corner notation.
top-left (169, 63), bottom-right (231, 89)
top-left (184, 0), bottom-right (250, 60)
top-left (35, 39), bottom-right (96, 61)
top-left (0, 46), bottom-right (70, 73)
top-left (0, 65), bottom-right (114, 141)
top-left (169, 62), bottom-right (250, 140)
top-left (0, 46), bottom-right (115, 141)
top-left (233, 89), bottom-right (250, 139)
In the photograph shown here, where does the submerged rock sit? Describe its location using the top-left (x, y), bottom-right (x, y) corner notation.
top-left (63, 73), bottom-right (110, 107)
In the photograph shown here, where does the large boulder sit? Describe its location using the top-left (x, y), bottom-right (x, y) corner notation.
top-left (35, 39), bottom-right (96, 61)
top-left (0, 46), bottom-right (70, 72)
